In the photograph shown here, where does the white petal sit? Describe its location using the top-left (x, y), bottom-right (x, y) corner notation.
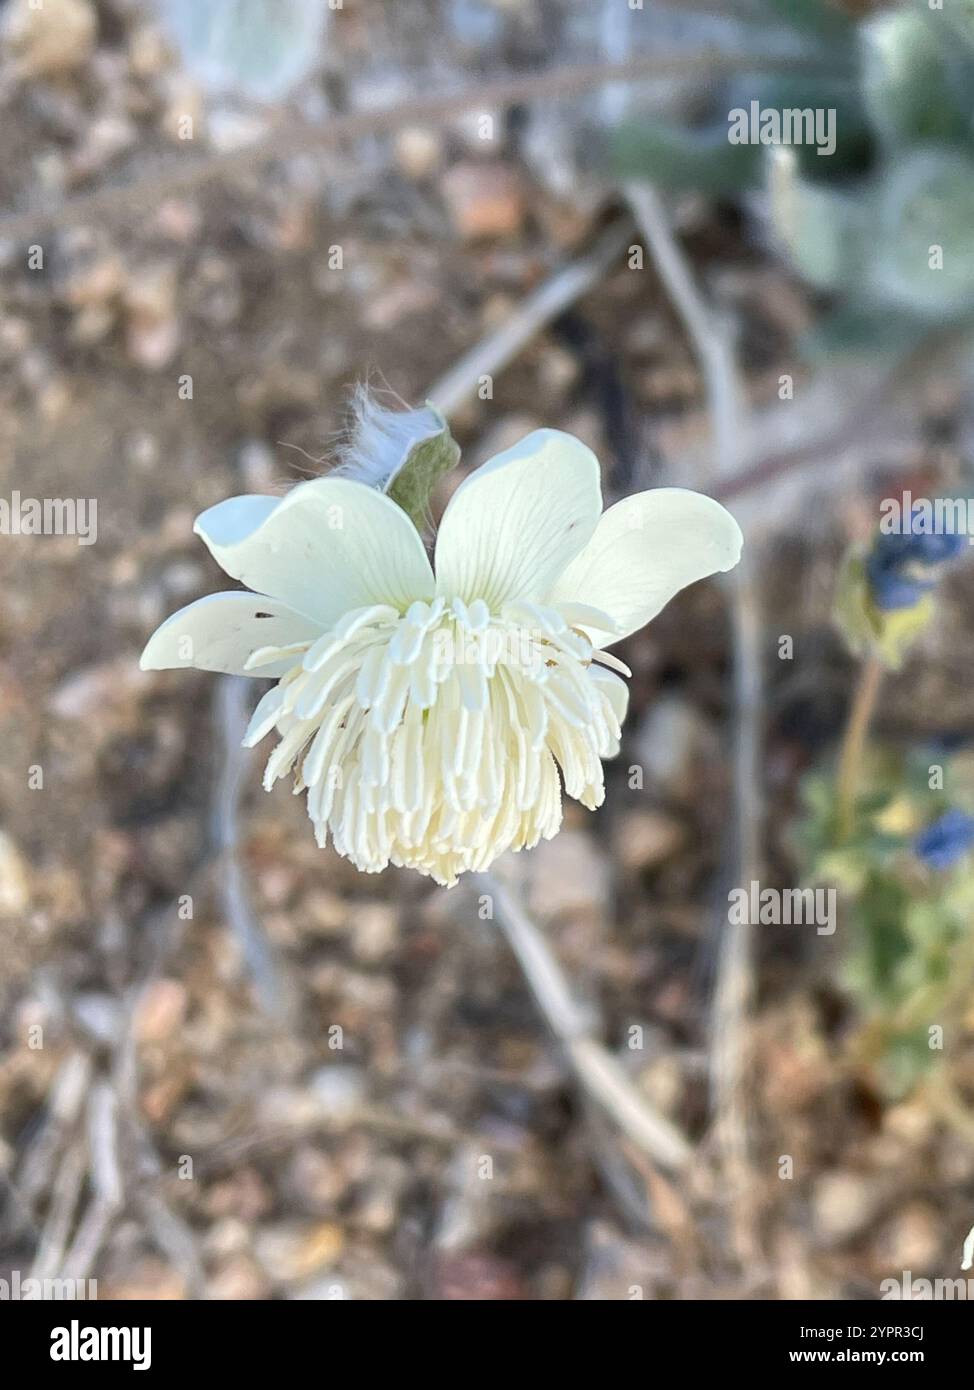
top-left (140, 592), bottom-right (320, 676)
top-left (434, 429), bottom-right (601, 610)
top-left (194, 478), bottom-right (435, 626)
top-left (547, 488), bottom-right (743, 645)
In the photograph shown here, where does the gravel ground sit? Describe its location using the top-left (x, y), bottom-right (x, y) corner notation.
top-left (1, 0), bottom-right (974, 1300)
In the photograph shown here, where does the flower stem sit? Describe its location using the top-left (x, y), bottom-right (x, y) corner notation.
top-left (835, 654), bottom-right (884, 843)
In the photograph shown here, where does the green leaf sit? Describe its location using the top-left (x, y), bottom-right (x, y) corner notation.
top-left (871, 149), bottom-right (974, 316)
top-left (801, 302), bottom-right (927, 360)
top-left (942, 0), bottom-right (974, 48)
top-left (753, 0), bottom-right (854, 43)
top-left (753, 74), bottom-right (872, 179)
top-left (860, 11), bottom-right (971, 148)
top-left (849, 873), bottom-right (914, 997)
top-left (814, 847), bottom-right (872, 894)
top-left (609, 118), bottom-right (762, 194)
top-left (767, 148), bottom-right (865, 291)
top-left (876, 1029), bottom-right (938, 1099)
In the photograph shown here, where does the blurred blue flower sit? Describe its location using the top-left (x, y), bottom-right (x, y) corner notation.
top-left (913, 808), bottom-right (974, 870)
top-left (867, 516), bottom-right (965, 611)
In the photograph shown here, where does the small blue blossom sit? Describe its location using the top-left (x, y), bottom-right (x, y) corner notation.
top-left (913, 808), bottom-right (974, 871)
top-left (867, 517), bottom-right (965, 611)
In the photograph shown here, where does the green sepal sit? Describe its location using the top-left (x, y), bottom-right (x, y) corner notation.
top-left (385, 404), bottom-right (460, 533)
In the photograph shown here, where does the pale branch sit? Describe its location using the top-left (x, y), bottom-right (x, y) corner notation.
top-left (625, 182), bottom-right (742, 475)
top-left (213, 676), bottom-right (297, 1022)
top-left (475, 873), bottom-right (692, 1173)
top-left (0, 53), bottom-right (838, 243)
top-left (625, 180), bottom-right (763, 1262)
top-left (429, 220), bottom-right (634, 416)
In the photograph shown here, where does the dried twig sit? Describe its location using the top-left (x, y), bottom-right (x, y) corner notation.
top-left (60, 1082), bottom-right (124, 1282)
top-left (429, 220), bottom-right (633, 415)
top-left (60, 1200), bottom-right (117, 1285)
top-left (625, 181), bottom-right (763, 1260)
top-left (29, 1142), bottom-right (86, 1282)
top-left (14, 1049), bottom-right (92, 1216)
top-left (475, 873), bottom-right (691, 1173)
top-left (213, 676), bottom-right (296, 1021)
top-left (137, 1190), bottom-right (207, 1300)
top-left (0, 53), bottom-right (835, 243)
top-left (713, 329), bottom-right (957, 513)
top-left (624, 183), bottom-right (741, 475)
top-left (710, 550), bottom-right (764, 1254)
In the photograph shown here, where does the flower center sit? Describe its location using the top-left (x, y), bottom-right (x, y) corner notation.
top-left (243, 595), bottom-right (627, 886)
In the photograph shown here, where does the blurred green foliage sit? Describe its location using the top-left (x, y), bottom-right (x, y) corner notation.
top-left (612, 1), bottom-right (974, 353)
top-left (792, 519), bottom-right (974, 1098)
top-left (796, 748), bottom-right (974, 1099)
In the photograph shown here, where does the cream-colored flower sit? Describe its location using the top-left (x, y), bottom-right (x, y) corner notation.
top-left (141, 430), bottom-right (742, 885)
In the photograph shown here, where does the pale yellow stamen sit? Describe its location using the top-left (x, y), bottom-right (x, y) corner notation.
top-left (244, 597), bottom-right (627, 886)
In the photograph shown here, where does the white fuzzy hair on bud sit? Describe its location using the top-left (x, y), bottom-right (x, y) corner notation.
top-left (334, 386), bottom-right (445, 492)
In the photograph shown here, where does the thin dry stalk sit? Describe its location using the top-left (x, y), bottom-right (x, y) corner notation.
top-left (429, 220), bottom-right (633, 415)
top-left (476, 873), bottom-right (691, 1173)
top-left (0, 53), bottom-right (835, 243)
top-left (625, 180), bottom-right (764, 1263)
top-left (214, 676), bottom-right (297, 1021)
top-left (60, 1082), bottom-right (124, 1282)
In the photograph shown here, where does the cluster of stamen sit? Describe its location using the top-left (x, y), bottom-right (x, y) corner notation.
top-left (243, 596), bottom-right (628, 886)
